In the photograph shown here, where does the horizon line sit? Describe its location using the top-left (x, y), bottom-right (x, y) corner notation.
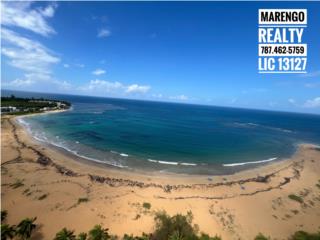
top-left (1, 88), bottom-right (319, 117)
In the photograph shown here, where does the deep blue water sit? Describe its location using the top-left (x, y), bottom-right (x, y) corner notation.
top-left (3, 90), bottom-right (320, 175)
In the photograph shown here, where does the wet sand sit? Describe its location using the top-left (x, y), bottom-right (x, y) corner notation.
top-left (1, 115), bottom-right (320, 239)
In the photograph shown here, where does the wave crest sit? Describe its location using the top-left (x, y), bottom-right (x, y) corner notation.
top-left (223, 157), bottom-right (278, 167)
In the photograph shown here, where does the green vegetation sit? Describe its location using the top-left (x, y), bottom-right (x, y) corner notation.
top-left (1, 224), bottom-right (16, 240)
top-left (142, 202), bottom-right (151, 210)
top-left (151, 211), bottom-right (221, 240)
top-left (288, 194), bottom-right (304, 203)
top-left (77, 232), bottom-right (88, 240)
top-left (254, 233), bottom-right (270, 240)
top-left (16, 217), bottom-right (37, 240)
top-left (78, 198), bottom-right (89, 204)
top-left (198, 233), bottom-right (222, 240)
top-left (1, 210), bottom-right (8, 222)
top-left (290, 230), bottom-right (320, 240)
top-left (1, 95), bottom-right (71, 115)
top-left (1, 213), bottom-right (37, 240)
top-left (54, 228), bottom-right (76, 240)
top-left (123, 233), bottom-right (149, 240)
top-left (1, 210), bottom-right (320, 240)
top-left (88, 225), bottom-right (110, 240)
top-left (153, 211), bottom-right (198, 240)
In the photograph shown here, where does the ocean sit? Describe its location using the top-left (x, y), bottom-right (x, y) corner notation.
top-left (3, 90), bottom-right (320, 175)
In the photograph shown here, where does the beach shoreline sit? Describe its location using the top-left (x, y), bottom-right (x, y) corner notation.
top-left (13, 113), bottom-right (306, 180)
top-left (15, 111), bottom-right (306, 178)
top-left (2, 114), bottom-right (320, 239)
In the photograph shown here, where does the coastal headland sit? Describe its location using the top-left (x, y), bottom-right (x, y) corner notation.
top-left (1, 114), bottom-right (320, 239)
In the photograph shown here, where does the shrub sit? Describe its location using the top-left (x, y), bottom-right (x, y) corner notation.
top-left (142, 202), bottom-right (151, 210)
top-left (290, 230), bottom-right (320, 240)
top-left (10, 179), bottom-right (24, 189)
top-left (78, 198), bottom-right (89, 204)
top-left (254, 233), bottom-right (270, 240)
top-left (123, 233), bottom-right (150, 240)
top-left (288, 194), bottom-right (304, 203)
top-left (153, 211), bottom-right (198, 240)
top-left (38, 194), bottom-right (48, 200)
top-left (199, 233), bottom-right (222, 240)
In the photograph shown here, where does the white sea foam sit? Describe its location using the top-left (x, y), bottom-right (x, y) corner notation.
top-left (247, 123), bottom-right (259, 127)
top-left (148, 159), bottom-right (197, 166)
top-left (74, 153), bottom-right (128, 168)
top-left (233, 122), bottom-right (293, 133)
top-left (180, 162), bottom-right (197, 166)
top-left (16, 119), bottom-right (128, 169)
top-left (16, 117), bottom-right (30, 129)
top-left (148, 159), bottom-right (178, 165)
top-left (148, 159), bottom-right (158, 163)
top-left (158, 160), bottom-right (178, 165)
top-left (223, 157), bottom-right (278, 167)
top-left (120, 153), bottom-right (129, 157)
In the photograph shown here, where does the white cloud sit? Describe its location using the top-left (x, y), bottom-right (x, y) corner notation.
top-left (1, 28), bottom-right (59, 77)
top-left (169, 95), bottom-right (188, 101)
top-left (125, 84), bottom-right (150, 94)
top-left (1, 2), bottom-right (64, 90)
top-left (54, 80), bottom-right (72, 90)
top-left (79, 80), bottom-right (150, 96)
top-left (40, 4), bottom-right (57, 18)
top-left (97, 28), bottom-right (111, 38)
top-left (92, 68), bottom-right (106, 76)
top-left (63, 64), bottom-right (70, 68)
top-left (1, 2), bottom-right (57, 37)
top-left (3, 78), bottom-right (35, 87)
top-left (78, 80), bottom-right (123, 93)
top-left (152, 93), bottom-right (163, 99)
top-left (303, 97), bottom-right (320, 108)
top-left (288, 98), bottom-right (296, 104)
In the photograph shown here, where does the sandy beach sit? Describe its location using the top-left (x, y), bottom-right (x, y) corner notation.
top-left (1, 115), bottom-right (320, 239)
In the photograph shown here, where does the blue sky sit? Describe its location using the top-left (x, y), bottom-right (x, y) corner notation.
top-left (1, 1), bottom-right (320, 114)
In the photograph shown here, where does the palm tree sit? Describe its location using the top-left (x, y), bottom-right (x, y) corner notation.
top-left (16, 217), bottom-right (37, 240)
top-left (54, 228), bottom-right (76, 240)
top-left (77, 232), bottom-right (87, 240)
top-left (1, 224), bottom-right (16, 240)
top-left (88, 225), bottom-right (110, 240)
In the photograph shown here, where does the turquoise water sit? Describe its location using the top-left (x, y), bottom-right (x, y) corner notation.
top-left (5, 91), bottom-right (320, 175)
